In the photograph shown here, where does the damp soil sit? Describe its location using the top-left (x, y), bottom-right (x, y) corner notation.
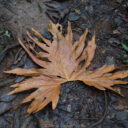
top-left (0, 0), bottom-right (128, 128)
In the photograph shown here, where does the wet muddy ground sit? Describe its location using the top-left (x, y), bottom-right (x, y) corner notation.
top-left (0, 0), bottom-right (128, 128)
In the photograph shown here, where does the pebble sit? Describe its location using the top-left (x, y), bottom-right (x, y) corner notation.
top-left (24, 58), bottom-right (38, 69)
top-left (67, 104), bottom-right (72, 112)
top-left (15, 76), bottom-right (25, 83)
top-left (0, 92), bottom-right (16, 102)
top-left (108, 38), bottom-right (120, 45)
top-left (43, 31), bottom-right (52, 40)
top-left (114, 17), bottom-right (123, 25)
top-left (68, 12), bottom-right (80, 21)
top-left (0, 102), bottom-right (11, 115)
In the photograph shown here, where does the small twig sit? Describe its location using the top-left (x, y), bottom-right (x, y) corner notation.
top-left (74, 117), bottom-right (98, 120)
top-left (0, 43), bottom-right (20, 63)
top-left (87, 91), bottom-right (108, 128)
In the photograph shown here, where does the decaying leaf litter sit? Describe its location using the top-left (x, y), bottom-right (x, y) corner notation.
top-left (0, 0), bottom-right (128, 128)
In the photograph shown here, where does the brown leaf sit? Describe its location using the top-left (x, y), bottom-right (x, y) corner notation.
top-left (5, 21), bottom-right (128, 114)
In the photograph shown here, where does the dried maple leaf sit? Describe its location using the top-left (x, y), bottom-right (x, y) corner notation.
top-left (5, 21), bottom-right (128, 115)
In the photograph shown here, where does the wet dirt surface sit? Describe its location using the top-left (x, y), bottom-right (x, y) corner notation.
top-left (0, 0), bottom-right (128, 128)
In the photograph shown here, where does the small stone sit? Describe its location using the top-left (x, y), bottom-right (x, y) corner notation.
top-left (107, 112), bottom-right (115, 119)
top-left (24, 58), bottom-right (38, 69)
top-left (108, 38), bottom-right (120, 45)
top-left (0, 102), bottom-right (11, 115)
top-left (43, 31), bottom-right (52, 40)
top-left (114, 17), bottom-right (123, 25)
top-left (0, 92), bottom-right (16, 102)
top-left (67, 104), bottom-right (72, 112)
top-left (68, 12), bottom-right (80, 21)
top-left (15, 76), bottom-right (25, 83)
